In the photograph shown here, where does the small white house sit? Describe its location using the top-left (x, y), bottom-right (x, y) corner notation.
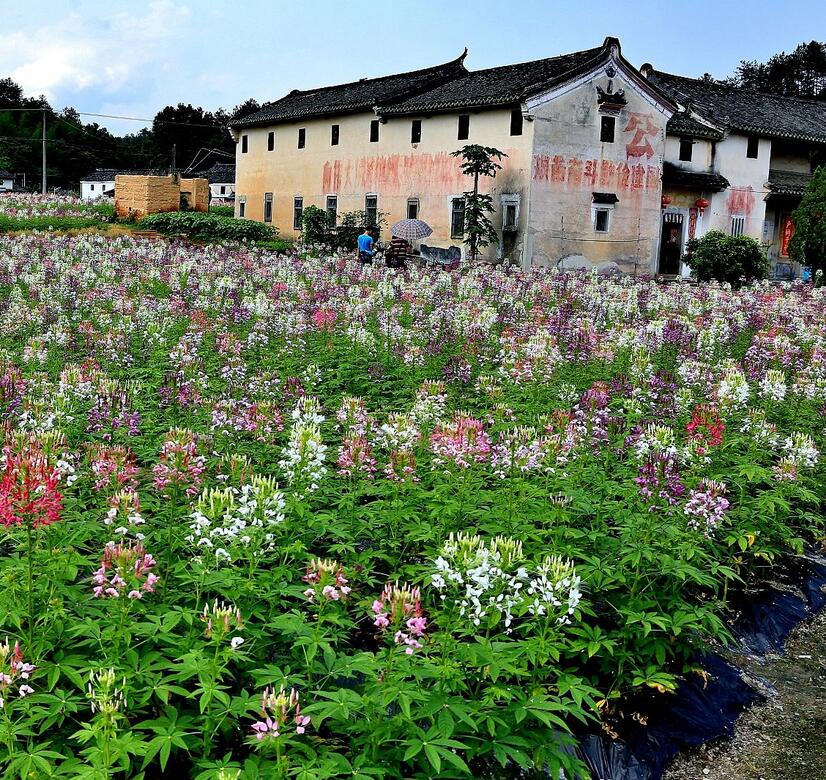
top-left (199, 163), bottom-right (235, 202)
top-left (80, 168), bottom-right (161, 200)
top-left (0, 170), bottom-right (13, 191)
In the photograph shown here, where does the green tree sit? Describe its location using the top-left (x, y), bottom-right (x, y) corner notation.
top-left (720, 40), bottom-right (826, 99)
top-left (301, 205), bottom-right (332, 244)
top-left (789, 166), bottom-right (826, 276)
top-left (450, 144), bottom-right (507, 262)
top-left (683, 229), bottom-right (769, 286)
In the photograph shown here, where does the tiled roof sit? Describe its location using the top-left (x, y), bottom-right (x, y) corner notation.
top-left (767, 169), bottom-right (812, 197)
top-left (663, 162), bottom-right (730, 191)
top-left (666, 112), bottom-right (724, 140)
top-left (196, 163), bottom-right (235, 184)
top-left (376, 45), bottom-right (605, 115)
top-left (233, 54), bottom-right (470, 128)
top-left (81, 168), bottom-right (162, 182)
top-left (646, 70), bottom-right (826, 143)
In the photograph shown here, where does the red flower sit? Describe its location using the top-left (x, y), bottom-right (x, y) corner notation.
top-left (686, 404), bottom-right (725, 454)
top-left (0, 445), bottom-right (63, 528)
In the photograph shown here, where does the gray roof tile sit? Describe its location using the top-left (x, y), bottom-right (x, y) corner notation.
top-left (767, 169), bottom-right (812, 196)
top-left (648, 70), bottom-right (826, 143)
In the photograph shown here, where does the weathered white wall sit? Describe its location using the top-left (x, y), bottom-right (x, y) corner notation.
top-left (526, 65), bottom-right (672, 273)
top-left (81, 180), bottom-right (114, 200)
top-left (234, 108), bottom-right (534, 261)
top-left (0, 178), bottom-right (13, 191)
top-left (663, 136), bottom-right (714, 171)
top-left (702, 134), bottom-right (770, 240)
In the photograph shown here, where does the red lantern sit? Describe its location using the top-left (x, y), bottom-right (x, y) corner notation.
top-left (661, 194), bottom-right (672, 209)
top-left (695, 197), bottom-right (710, 213)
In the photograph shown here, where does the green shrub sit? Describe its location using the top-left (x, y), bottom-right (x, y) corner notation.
top-left (209, 205), bottom-right (235, 218)
top-left (0, 215), bottom-right (112, 232)
top-left (301, 205), bottom-right (333, 244)
top-left (683, 229), bottom-right (769, 286)
top-left (137, 211), bottom-right (278, 242)
top-left (789, 165), bottom-right (826, 275)
top-left (335, 208), bottom-right (388, 249)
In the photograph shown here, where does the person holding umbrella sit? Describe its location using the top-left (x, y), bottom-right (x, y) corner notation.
top-left (387, 218), bottom-right (432, 269)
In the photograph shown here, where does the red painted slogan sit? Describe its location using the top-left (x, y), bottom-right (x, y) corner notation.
top-left (532, 154), bottom-right (660, 191)
top-left (322, 152), bottom-right (468, 193)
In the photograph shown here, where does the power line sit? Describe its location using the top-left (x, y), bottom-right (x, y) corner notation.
top-left (1, 107), bottom-right (228, 129)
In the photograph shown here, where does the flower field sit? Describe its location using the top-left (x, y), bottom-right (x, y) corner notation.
top-left (0, 194), bottom-right (113, 232)
top-left (0, 232), bottom-right (824, 779)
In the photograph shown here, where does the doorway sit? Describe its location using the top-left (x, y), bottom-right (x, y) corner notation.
top-left (658, 212), bottom-right (684, 275)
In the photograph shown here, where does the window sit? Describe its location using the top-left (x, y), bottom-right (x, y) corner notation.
top-left (600, 115), bottom-right (615, 143)
top-left (365, 194), bottom-right (378, 225)
top-left (220, 185), bottom-right (226, 195)
top-left (263, 193), bottom-right (273, 223)
top-left (450, 197), bottom-right (465, 239)
top-left (679, 138), bottom-right (693, 162)
top-left (510, 109), bottom-right (523, 136)
top-left (331, 124), bottom-right (339, 145)
top-left (730, 214), bottom-right (745, 237)
top-left (267, 131), bottom-right (274, 151)
top-left (90, 184), bottom-right (95, 191)
top-left (370, 119), bottom-right (380, 143)
top-left (458, 114), bottom-right (470, 140)
top-left (238, 196), bottom-right (246, 218)
top-left (407, 198), bottom-right (419, 219)
top-left (326, 195), bottom-right (338, 225)
top-left (297, 128), bottom-right (306, 149)
top-left (411, 119), bottom-right (422, 144)
top-left (747, 135), bottom-right (759, 158)
top-left (594, 208), bottom-right (611, 233)
top-left (293, 197), bottom-right (303, 230)
top-left (501, 194), bottom-right (520, 231)
top-left (241, 135), bottom-right (248, 153)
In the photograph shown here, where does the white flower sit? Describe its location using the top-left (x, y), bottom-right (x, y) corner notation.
top-left (230, 637), bottom-right (244, 650)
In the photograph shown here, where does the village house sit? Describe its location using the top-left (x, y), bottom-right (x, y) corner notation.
top-left (0, 169), bottom-right (14, 191)
top-left (80, 168), bottom-right (162, 200)
top-left (196, 162), bottom-right (236, 203)
top-left (231, 37), bottom-right (826, 276)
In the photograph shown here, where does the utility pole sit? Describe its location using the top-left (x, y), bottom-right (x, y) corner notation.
top-left (41, 108), bottom-right (46, 195)
top-left (172, 144), bottom-right (176, 174)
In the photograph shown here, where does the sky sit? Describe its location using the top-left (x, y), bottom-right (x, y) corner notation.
top-left (2, 0), bottom-right (825, 135)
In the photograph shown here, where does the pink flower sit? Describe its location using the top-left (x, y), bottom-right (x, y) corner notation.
top-left (371, 582), bottom-right (428, 653)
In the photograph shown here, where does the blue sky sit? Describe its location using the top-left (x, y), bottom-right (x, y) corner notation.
top-left (3, 0), bottom-right (824, 135)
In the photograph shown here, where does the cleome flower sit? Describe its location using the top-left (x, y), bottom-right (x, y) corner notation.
top-left (0, 638), bottom-right (35, 709)
top-left (250, 685), bottom-right (310, 741)
top-left (371, 582), bottom-right (428, 654)
top-left (0, 440), bottom-right (63, 529)
top-left (92, 540), bottom-right (159, 599)
top-left (201, 599), bottom-right (244, 648)
top-left (684, 479), bottom-right (730, 536)
top-left (302, 558), bottom-right (351, 603)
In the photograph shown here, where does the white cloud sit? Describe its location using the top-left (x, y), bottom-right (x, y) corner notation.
top-left (0, 2), bottom-right (191, 101)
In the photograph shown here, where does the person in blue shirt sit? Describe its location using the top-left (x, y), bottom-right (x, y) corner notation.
top-left (357, 228), bottom-right (375, 264)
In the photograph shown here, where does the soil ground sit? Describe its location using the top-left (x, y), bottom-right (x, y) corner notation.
top-left (664, 609), bottom-right (826, 780)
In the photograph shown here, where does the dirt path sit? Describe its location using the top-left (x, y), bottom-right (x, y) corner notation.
top-left (664, 609), bottom-right (826, 780)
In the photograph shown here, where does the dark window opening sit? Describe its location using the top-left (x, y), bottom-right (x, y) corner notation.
top-left (407, 198), bottom-right (419, 219)
top-left (503, 204), bottom-right (517, 230)
top-left (241, 134), bottom-right (248, 153)
top-left (293, 197), bottom-right (303, 230)
top-left (458, 114), bottom-right (470, 140)
top-left (297, 128), bottom-right (306, 149)
top-left (238, 199), bottom-right (246, 218)
top-left (679, 137), bottom-right (693, 162)
top-left (263, 193), bottom-right (273, 223)
top-left (331, 124), bottom-right (339, 146)
top-left (267, 131), bottom-right (274, 151)
top-left (600, 116), bottom-right (615, 143)
top-left (747, 135), bottom-right (759, 158)
top-left (594, 208), bottom-right (610, 232)
top-left (365, 194), bottom-right (378, 225)
top-left (451, 198), bottom-right (465, 238)
top-left (326, 195), bottom-right (337, 225)
top-left (411, 119), bottom-right (422, 144)
top-left (510, 109), bottom-right (523, 136)
top-left (370, 119), bottom-right (380, 143)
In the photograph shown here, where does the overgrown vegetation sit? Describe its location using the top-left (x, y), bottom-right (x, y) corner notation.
top-left (0, 233), bottom-right (823, 777)
top-left (683, 229), bottom-right (769, 286)
top-left (137, 211), bottom-right (279, 242)
top-left (790, 166), bottom-right (826, 276)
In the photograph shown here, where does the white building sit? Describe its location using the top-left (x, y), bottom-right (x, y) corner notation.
top-left (80, 168), bottom-right (161, 200)
top-left (0, 170), bottom-right (13, 191)
top-left (198, 163), bottom-right (235, 202)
